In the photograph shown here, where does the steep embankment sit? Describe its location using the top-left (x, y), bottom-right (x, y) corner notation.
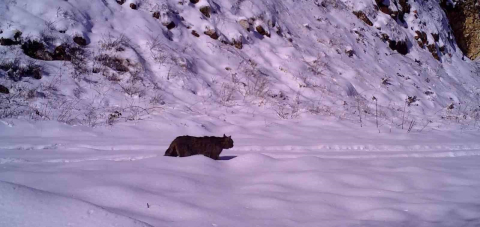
top-left (0, 0), bottom-right (479, 128)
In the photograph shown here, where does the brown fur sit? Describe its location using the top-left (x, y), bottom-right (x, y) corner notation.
top-left (165, 134), bottom-right (234, 160)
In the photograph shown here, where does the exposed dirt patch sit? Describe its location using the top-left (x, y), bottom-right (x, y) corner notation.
top-left (353, 11), bottom-right (373, 26)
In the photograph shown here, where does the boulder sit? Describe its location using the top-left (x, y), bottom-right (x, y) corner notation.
top-left (414, 30), bottom-right (427, 48)
top-left (255, 25), bottom-right (270, 37)
top-left (204, 28), bottom-right (219, 40)
top-left (191, 30), bottom-right (200, 37)
top-left (52, 45), bottom-right (71, 61)
top-left (73, 36), bottom-right (88, 46)
top-left (0, 31), bottom-right (22, 46)
top-left (239, 19), bottom-right (250, 31)
top-left (388, 39), bottom-right (408, 55)
top-left (21, 40), bottom-right (53, 61)
top-left (0, 38), bottom-right (19, 46)
top-left (0, 84), bottom-right (9, 94)
top-left (163, 21), bottom-right (176, 30)
top-left (427, 44), bottom-right (440, 61)
top-left (200, 6), bottom-right (211, 18)
top-left (232, 38), bottom-right (242, 49)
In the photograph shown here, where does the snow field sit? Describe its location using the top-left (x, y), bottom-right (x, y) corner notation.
top-left (1, 151), bottom-right (480, 227)
top-left (1, 119), bottom-right (480, 226)
top-left (0, 181), bottom-right (151, 227)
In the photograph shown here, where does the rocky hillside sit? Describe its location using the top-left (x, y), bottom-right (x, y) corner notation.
top-left (441, 0), bottom-right (480, 60)
top-left (0, 0), bottom-right (479, 128)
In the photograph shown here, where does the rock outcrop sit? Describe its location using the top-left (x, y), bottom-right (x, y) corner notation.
top-left (353, 11), bottom-right (373, 26)
top-left (441, 0), bottom-right (480, 60)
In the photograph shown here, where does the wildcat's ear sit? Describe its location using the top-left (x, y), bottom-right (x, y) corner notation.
top-left (229, 136), bottom-right (231, 138)
top-left (223, 134), bottom-right (226, 137)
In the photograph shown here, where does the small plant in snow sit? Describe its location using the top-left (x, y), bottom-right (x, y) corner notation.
top-left (146, 35), bottom-right (164, 52)
top-left (306, 57), bottom-right (328, 77)
top-left (406, 96), bottom-right (418, 106)
top-left (219, 83), bottom-right (236, 106)
top-left (235, 60), bottom-right (269, 100)
top-left (119, 83), bottom-right (144, 97)
top-left (275, 95), bottom-right (301, 119)
top-left (107, 111), bottom-right (122, 125)
top-left (372, 96), bottom-right (378, 128)
top-left (150, 93), bottom-right (165, 105)
top-left (382, 78), bottom-right (392, 86)
top-left (99, 33), bottom-right (129, 52)
top-left (83, 106), bottom-right (101, 127)
top-left (345, 45), bottom-right (354, 57)
top-left (407, 119), bottom-right (416, 133)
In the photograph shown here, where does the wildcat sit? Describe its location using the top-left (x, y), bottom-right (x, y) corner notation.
top-left (164, 134), bottom-right (234, 160)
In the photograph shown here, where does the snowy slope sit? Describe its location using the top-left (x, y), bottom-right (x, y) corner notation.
top-left (1, 0), bottom-right (479, 128)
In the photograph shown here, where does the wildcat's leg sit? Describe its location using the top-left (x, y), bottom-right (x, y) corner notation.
top-left (212, 147), bottom-right (221, 160)
top-left (176, 144), bottom-right (186, 157)
top-left (164, 145), bottom-right (177, 157)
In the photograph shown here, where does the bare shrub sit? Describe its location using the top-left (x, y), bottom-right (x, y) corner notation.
top-left (0, 87), bottom-right (33, 118)
top-left (240, 62), bottom-right (268, 97)
top-left (0, 57), bottom-right (22, 81)
top-left (406, 96), bottom-right (418, 106)
top-left (246, 74), bottom-right (269, 98)
top-left (107, 110), bottom-right (122, 125)
top-left (150, 93), bottom-right (165, 105)
top-left (39, 29), bottom-right (56, 45)
top-left (83, 105), bottom-right (102, 127)
top-left (274, 94), bottom-right (301, 119)
top-left (149, 42), bottom-right (180, 70)
top-left (306, 57), bottom-right (328, 76)
top-left (24, 60), bottom-right (42, 79)
top-left (353, 96), bottom-right (368, 127)
top-left (308, 102), bottom-right (334, 116)
top-left (56, 100), bottom-right (79, 123)
top-left (0, 58), bottom-right (42, 81)
top-left (119, 83), bottom-right (144, 97)
top-left (103, 72), bottom-right (122, 82)
top-left (146, 35), bottom-right (164, 52)
top-left (407, 120), bottom-right (416, 133)
top-left (99, 33), bottom-right (129, 52)
top-left (95, 54), bottom-right (130, 72)
top-left (121, 104), bottom-right (163, 121)
top-left (219, 83), bottom-right (236, 105)
top-left (382, 77), bottom-right (392, 86)
top-left (73, 86), bottom-right (85, 99)
top-left (128, 65), bottom-right (144, 83)
top-left (67, 45), bottom-right (89, 79)
top-left (275, 103), bottom-right (300, 119)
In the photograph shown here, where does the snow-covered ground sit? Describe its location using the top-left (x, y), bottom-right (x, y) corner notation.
top-left (2, 0), bottom-right (480, 226)
top-left (1, 118), bottom-right (480, 227)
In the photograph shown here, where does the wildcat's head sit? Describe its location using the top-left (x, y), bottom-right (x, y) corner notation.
top-left (222, 134), bottom-right (234, 149)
